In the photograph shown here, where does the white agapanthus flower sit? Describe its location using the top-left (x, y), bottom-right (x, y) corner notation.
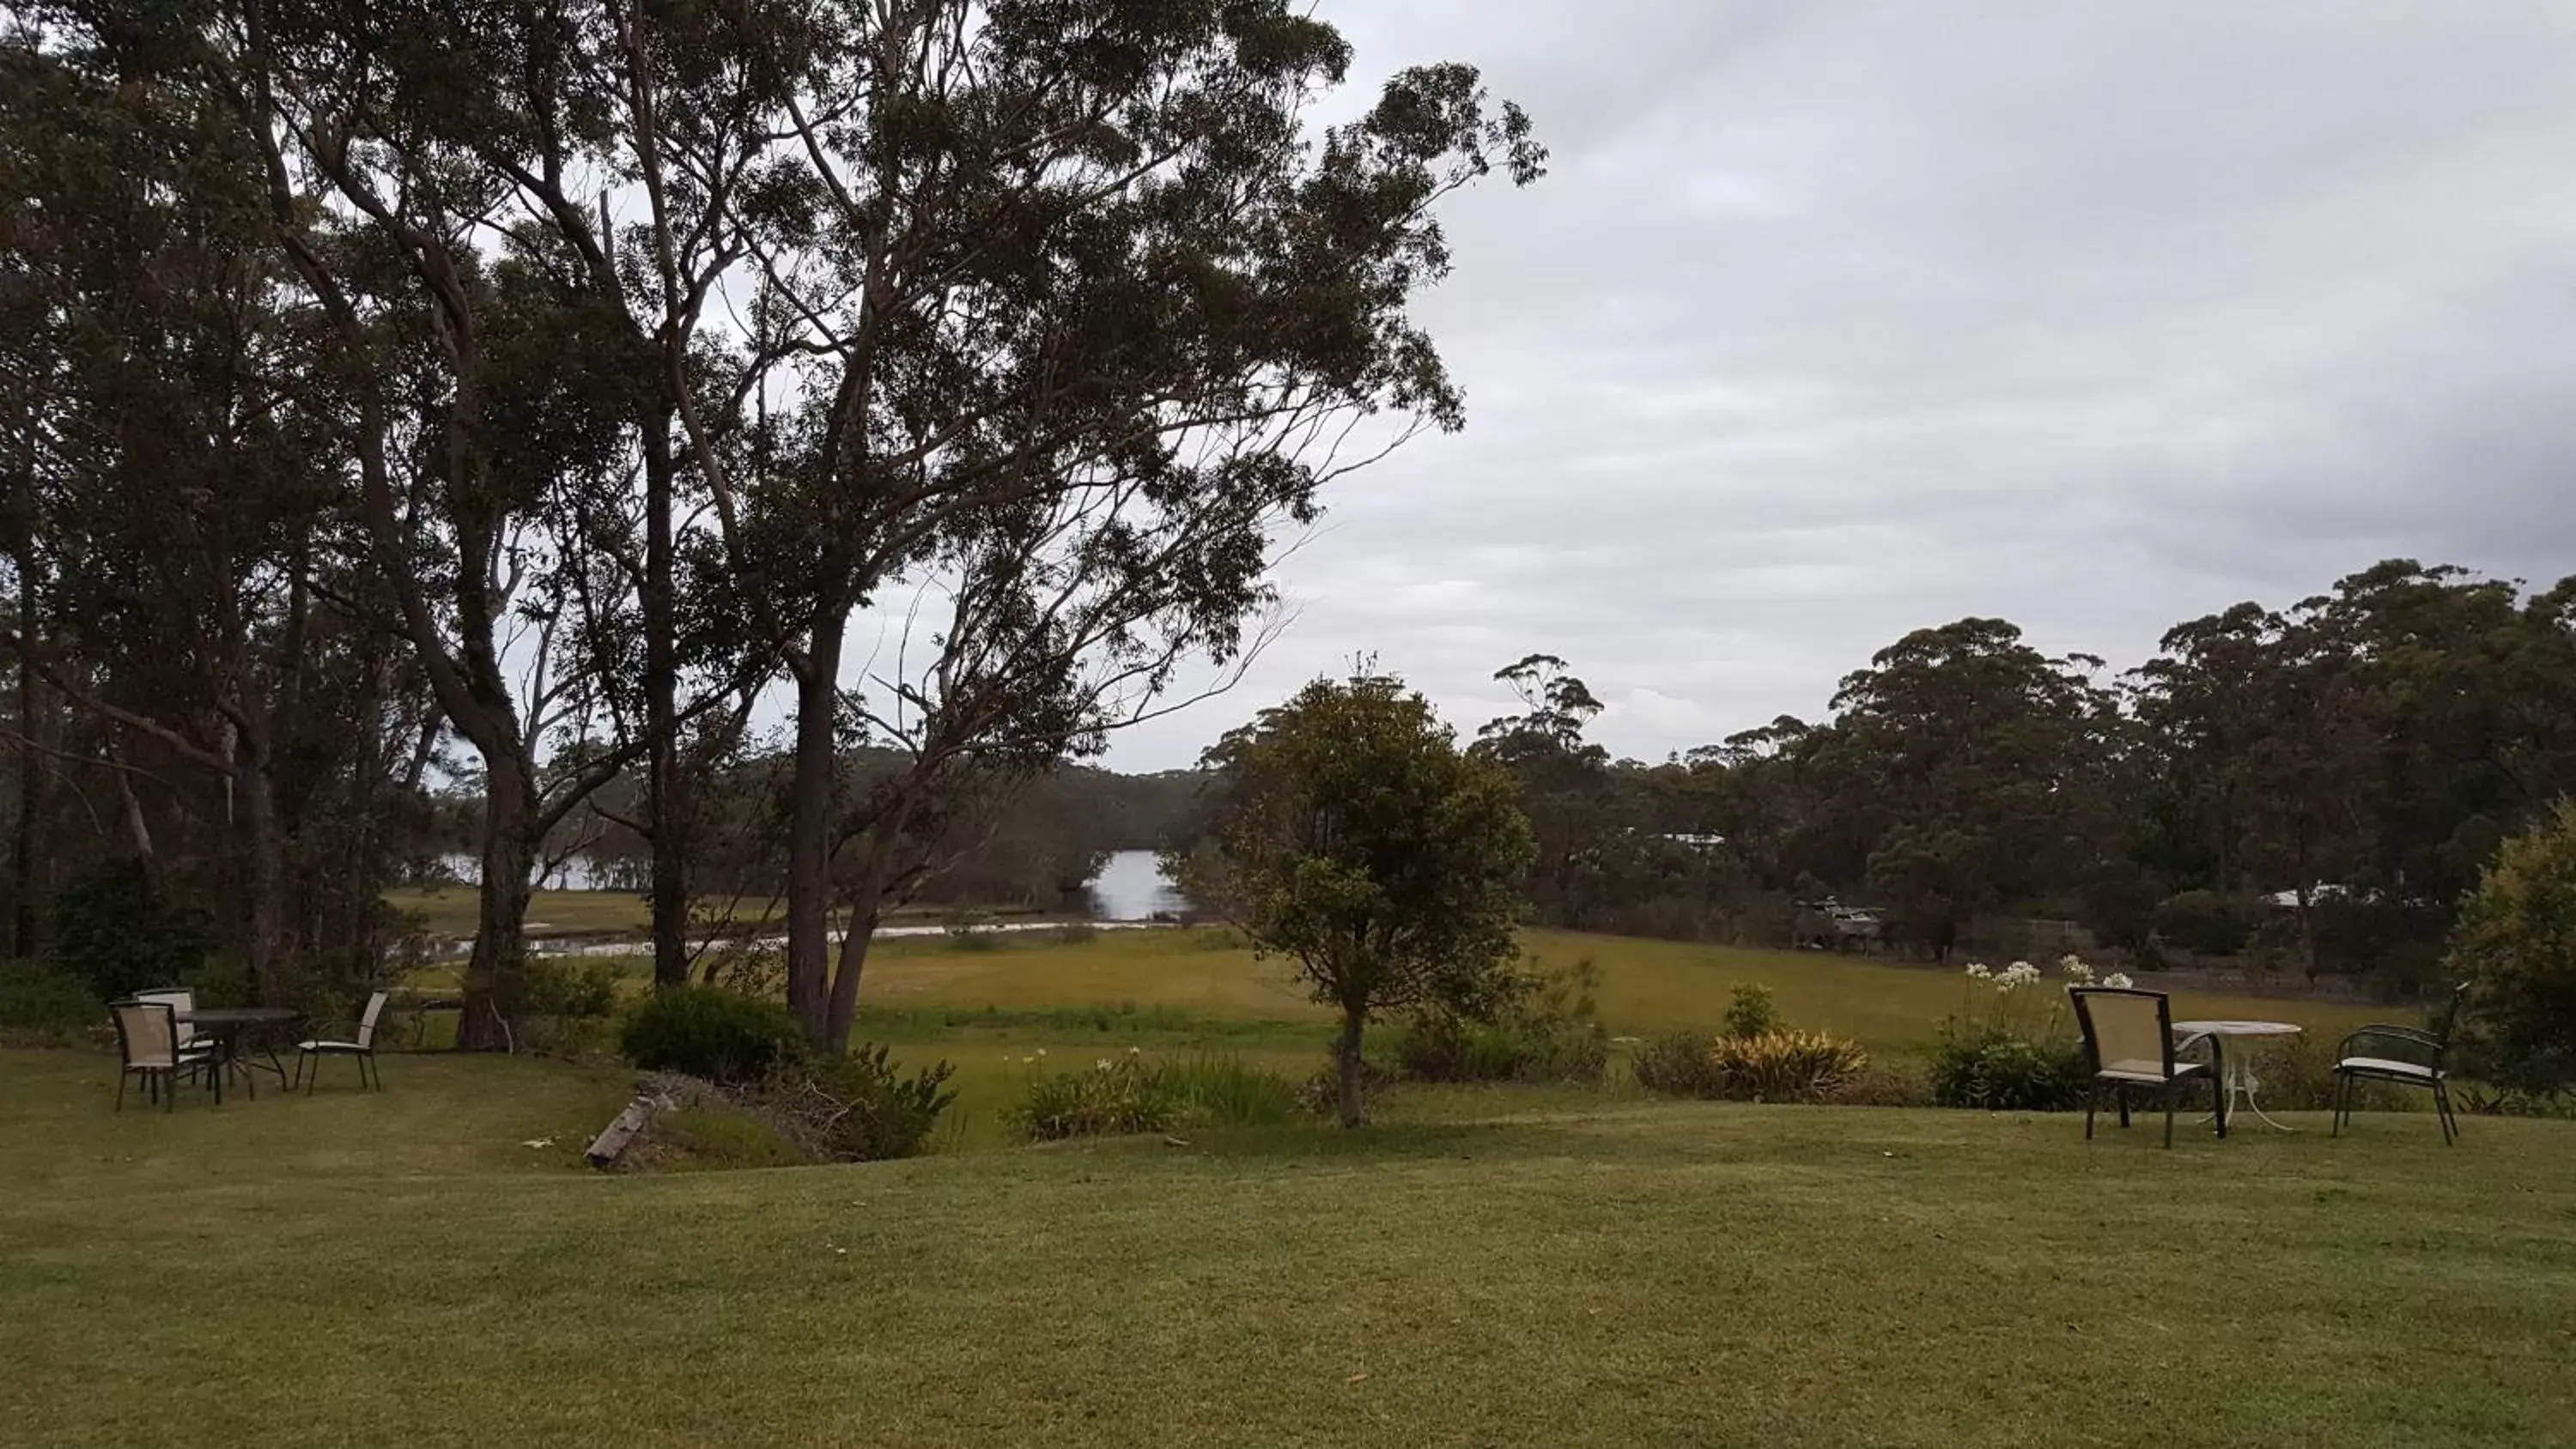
top-left (2104, 972), bottom-right (2136, 990)
top-left (1965, 961), bottom-right (1994, 980)
top-left (2002, 961), bottom-right (2042, 986)
top-left (2059, 954), bottom-right (2094, 984)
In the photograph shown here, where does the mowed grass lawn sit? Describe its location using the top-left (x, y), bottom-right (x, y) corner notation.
top-left (4, 1048), bottom-right (2574, 1447)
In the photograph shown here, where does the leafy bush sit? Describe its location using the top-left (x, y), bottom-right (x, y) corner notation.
top-left (2448, 801), bottom-right (2576, 1094)
top-left (0, 960), bottom-right (105, 1040)
top-left (51, 858), bottom-right (216, 1000)
top-left (1016, 1052), bottom-right (1180, 1140)
top-left (620, 986), bottom-right (805, 1084)
top-left (1013, 1050), bottom-right (1299, 1140)
top-left (525, 958), bottom-right (621, 1020)
top-left (764, 1045), bottom-right (957, 1161)
top-left (1931, 1025), bottom-right (2088, 1111)
top-left (1389, 955), bottom-right (1607, 1085)
top-left (1709, 1031), bottom-right (1868, 1102)
top-left (1158, 1052), bottom-right (1300, 1128)
top-left (1631, 1031), bottom-right (1726, 1098)
top-left (2152, 889), bottom-right (2271, 958)
top-left (1722, 982), bottom-right (1779, 1039)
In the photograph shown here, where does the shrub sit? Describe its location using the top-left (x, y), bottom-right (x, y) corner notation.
top-left (1389, 955), bottom-right (1607, 1085)
top-left (1931, 1025), bottom-right (2088, 1111)
top-left (1709, 1031), bottom-right (1868, 1102)
top-left (2448, 800), bottom-right (2576, 1095)
top-left (51, 858), bottom-right (217, 1000)
top-left (1016, 1052), bottom-right (1180, 1140)
top-left (765, 1045), bottom-right (957, 1161)
top-left (1631, 1031), bottom-right (1726, 1097)
top-left (2152, 889), bottom-right (2270, 958)
top-left (0, 960), bottom-right (106, 1041)
top-left (525, 958), bottom-right (621, 1020)
top-left (1158, 1052), bottom-right (1299, 1129)
top-left (620, 986), bottom-right (805, 1083)
top-left (1722, 982), bottom-right (1780, 1039)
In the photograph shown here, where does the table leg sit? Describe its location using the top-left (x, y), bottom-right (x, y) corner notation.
top-left (2234, 1056), bottom-right (2298, 1133)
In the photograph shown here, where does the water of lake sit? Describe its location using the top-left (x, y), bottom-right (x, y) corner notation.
top-left (1087, 849), bottom-right (1186, 921)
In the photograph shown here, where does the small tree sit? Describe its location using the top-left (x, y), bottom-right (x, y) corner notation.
top-left (1193, 673), bottom-right (1533, 1126)
top-left (2449, 800), bottom-right (2576, 1095)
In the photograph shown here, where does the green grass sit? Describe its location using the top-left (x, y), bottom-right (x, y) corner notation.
top-left (3, 1045), bottom-right (2573, 1446)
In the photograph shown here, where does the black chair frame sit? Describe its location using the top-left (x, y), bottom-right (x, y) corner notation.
top-left (108, 998), bottom-right (210, 1113)
top-left (2069, 986), bottom-right (2227, 1149)
top-left (2332, 983), bottom-right (2467, 1145)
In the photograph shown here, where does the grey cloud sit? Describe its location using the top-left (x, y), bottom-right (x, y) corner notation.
top-left (1103, 0), bottom-right (2576, 770)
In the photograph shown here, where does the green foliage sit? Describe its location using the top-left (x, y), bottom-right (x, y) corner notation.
top-left (620, 987), bottom-right (806, 1084)
top-left (765, 1046), bottom-right (957, 1162)
top-left (2448, 801), bottom-right (2576, 1094)
top-left (1391, 955), bottom-right (1607, 1085)
top-left (1193, 671), bottom-right (1536, 1125)
top-left (1931, 1026), bottom-right (2089, 1111)
top-left (1723, 982), bottom-right (1780, 1039)
top-left (50, 859), bottom-right (217, 1001)
top-left (0, 961), bottom-right (105, 1040)
top-left (1708, 1032), bottom-right (1870, 1103)
top-left (1630, 1031), bottom-right (1726, 1098)
top-left (1012, 1051), bottom-right (1298, 1141)
top-left (2153, 890), bottom-right (2270, 957)
top-left (1627, 1028), bottom-right (1868, 1102)
top-left (1015, 1052), bottom-right (1181, 1141)
top-left (524, 960), bottom-right (620, 1020)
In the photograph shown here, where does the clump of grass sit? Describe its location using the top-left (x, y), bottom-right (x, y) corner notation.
top-left (1011, 1050), bottom-right (1298, 1141)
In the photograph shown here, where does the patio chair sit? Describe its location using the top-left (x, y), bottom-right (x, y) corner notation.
top-left (294, 990), bottom-right (389, 1094)
top-left (2332, 983), bottom-right (2468, 1145)
top-left (2069, 986), bottom-right (2225, 1148)
top-left (110, 999), bottom-right (210, 1112)
top-left (131, 986), bottom-right (215, 1060)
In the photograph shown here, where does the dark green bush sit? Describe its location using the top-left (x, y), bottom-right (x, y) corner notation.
top-left (51, 858), bottom-right (216, 1000)
top-left (2152, 890), bottom-right (2270, 958)
top-left (1631, 1030), bottom-right (1726, 1098)
top-left (1931, 1026), bottom-right (2089, 1111)
top-left (1722, 982), bottom-right (1780, 1039)
top-left (2449, 801), bottom-right (2576, 1094)
top-left (0, 960), bottom-right (105, 1040)
top-left (1016, 1053), bottom-right (1181, 1140)
top-left (1390, 955), bottom-right (1608, 1085)
top-left (525, 958), bottom-right (620, 1019)
top-left (620, 986), bottom-right (805, 1083)
top-left (767, 1045), bottom-right (956, 1161)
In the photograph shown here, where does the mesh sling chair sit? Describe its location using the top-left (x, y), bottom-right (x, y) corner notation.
top-left (295, 990), bottom-right (389, 1094)
top-left (2069, 987), bottom-right (2226, 1148)
top-left (110, 999), bottom-right (211, 1112)
top-left (2333, 983), bottom-right (2469, 1145)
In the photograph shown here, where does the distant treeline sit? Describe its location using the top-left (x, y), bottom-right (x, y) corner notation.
top-left (1297, 560), bottom-right (2574, 992)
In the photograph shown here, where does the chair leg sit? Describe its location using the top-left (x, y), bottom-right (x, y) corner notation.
top-left (2330, 1071), bottom-right (2347, 1137)
top-left (164, 1069), bottom-right (175, 1113)
top-left (2163, 1087), bottom-right (2176, 1149)
top-left (2085, 1080), bottom-right (2099, 1140)
top-left (306, 1051), bottom-right (319, 1096)
top-left (2433, 1082), bottom-right (2458, 1144)
top-left (2117, 1085), bottom-right (2131, 1130)
top-left (114, 1070), bottom-right (127, 1113)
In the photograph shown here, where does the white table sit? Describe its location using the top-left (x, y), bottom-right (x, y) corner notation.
top-left (2172, 1020), bottom-right (2303, 1133)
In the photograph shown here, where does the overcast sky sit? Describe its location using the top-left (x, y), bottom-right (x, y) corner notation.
top-left (1086, 2), bottom-right (2576, 770)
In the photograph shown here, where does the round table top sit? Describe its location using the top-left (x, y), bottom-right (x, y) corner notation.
top-left (178, 1007), bottom-right (300, 1025)
top-left (2171, 1019), bottom-right (2302, 1039)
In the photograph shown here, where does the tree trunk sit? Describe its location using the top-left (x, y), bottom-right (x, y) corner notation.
top-left (458, 763), bottom-right (536, 1052)
top-left (823, 897), bottom-right (879, 1057)
top-left (821, 811), bottom-right (908, 1053)
top-left (12, 554), bottom-right (39, 959)
top-left (1334, 1007), bottom-right (1368, 1128)
top-left (234, 748), bottom-right (289, 1004)
top-left (642, 426), bottom-right (687, 990)
top-left (784, 614), bottom-right (846, 1043)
